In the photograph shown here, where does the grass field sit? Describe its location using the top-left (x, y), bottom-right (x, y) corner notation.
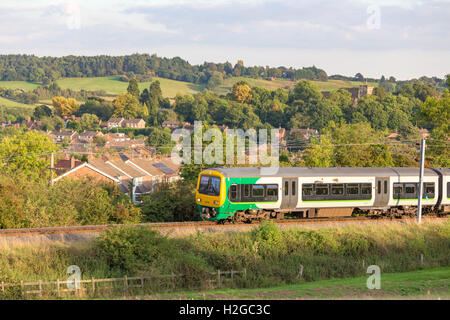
top-left (0, 76), bottom-right (377, 101)
top-left (55, 76), bottom-right (204, 98)
top-left (145, 267), bottom-right (450, 300)
top-left (0, 96), bottom-right (36, 109)
top-left (0, 81), bottom-right (41, 91)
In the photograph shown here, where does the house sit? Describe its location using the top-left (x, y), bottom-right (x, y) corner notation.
top-left (386, 133), bottom-right (400, 141)
top-left (289, 128), bottom-right (319, 141)
top-left (21, 117), bottom-right (41, 130)
top-left (162, 121), bottom-right (180, 130)
top-left (0, 120), bottom-right (20, 129)
top-left (77, 131), bottom-right (103, 143)
top-left (104, 132), bottom-right (131, 143)
top-left (54, 156), bottom-right (83, 175)
top-left (48, 130), bottom-right (78, 143)
top-left (107, 118), bottom-right (125, 130)
top-left (123, 118), bottom-right (145, 129)
top-left (419, 128), bottom-right (430, 139)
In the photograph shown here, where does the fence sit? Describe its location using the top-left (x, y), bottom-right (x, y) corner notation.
top-left (0, 269), bottom-right (247, 298)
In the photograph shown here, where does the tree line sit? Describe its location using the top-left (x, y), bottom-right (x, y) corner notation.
top-left (0, 54), bottom-right (328, 86)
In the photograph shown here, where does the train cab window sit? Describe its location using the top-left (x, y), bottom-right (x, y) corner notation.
top-left (266, 185), bottom-right (278, 198)
top-left (316, 184), bottom-right (329, 196)
top-left (198, 175), bottom-right (221, 196)
top-left (361, 184), bottom-right (372, 195)
top-left (346, 184), bottom-right (359, 195)
top-left (252, 185), bottom-right (264, 197)
top-left (230, 185), bottom-right (238, 201)
top-left (302, 184), bottom-right (313, 196)
top-left (292, 181), bottom-right (296, 196)
top-left (331, 184), bottom-right (344, 195)
top-left (285, 181), bottom-right (289, 196)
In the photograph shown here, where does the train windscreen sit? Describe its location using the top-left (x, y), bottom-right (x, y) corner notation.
top-left (198, 175), bottom-right (221, 196)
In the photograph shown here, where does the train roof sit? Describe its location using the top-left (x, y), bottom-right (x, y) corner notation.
top-left (210, 167), bottom-right (442, 178)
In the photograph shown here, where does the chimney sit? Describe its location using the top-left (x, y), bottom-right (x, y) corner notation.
top-left (70, 156), bottom-right (76, 169)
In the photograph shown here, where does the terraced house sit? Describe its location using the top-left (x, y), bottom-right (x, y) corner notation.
top-left (52, 155), bottom-right (181, 202)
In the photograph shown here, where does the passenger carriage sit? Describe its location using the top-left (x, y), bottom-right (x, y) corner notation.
top-left (195, 167), bottom-right (450, 222)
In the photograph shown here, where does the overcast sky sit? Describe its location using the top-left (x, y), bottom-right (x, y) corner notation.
top-left (1, 0), bottom-right (449, 80)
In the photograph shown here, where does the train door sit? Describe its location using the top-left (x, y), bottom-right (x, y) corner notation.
top-left (281, 178), bottom-right (298, 209)
top-left (374, 177), bottom-right (389, 206)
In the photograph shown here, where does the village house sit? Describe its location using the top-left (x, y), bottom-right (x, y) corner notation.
top-left (107, 117), bottom-right (146, 130)
top-left (289, 128), bottom-right (319, 141)
top-left (77, 131), bottom-right (103, 143)
top-left (104, 132), bottom-right (130, 143)
top-left (123, 118), bottom-right (146, 129)
top-left (107, 118), bottom-right (125, 130)
top-left (48, 130), bottom-right (78, 143)
top-left (162, 121), bottom-right (180, 130)
top-left (53, 155), bottom-right (181, 203)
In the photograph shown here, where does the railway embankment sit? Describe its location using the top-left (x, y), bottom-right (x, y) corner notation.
top-left (1, 219), bottom-right (448, 299)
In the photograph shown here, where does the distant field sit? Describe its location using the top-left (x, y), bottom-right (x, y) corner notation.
top-left (147, 267), bottom-right (450, 300)
top-left (0, 96), bottom-right (36, 109)
top-left (212, 77), bottom-right (378, 95)
top-left (0, 81), bottom-right (42, 91)
top-left (56, 76), bottom-right (203, 98)
top-left (0, 77), bottom-right (379, 102)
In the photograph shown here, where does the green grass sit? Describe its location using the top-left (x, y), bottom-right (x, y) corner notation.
top-left (0, 81), bottom-right (42, 91)
top-left (0, 96), bottom-right (36, 109)
top-left (147, 267), bottom-right (450, 300)
top-left (56, 76), bottom-right (204, 98)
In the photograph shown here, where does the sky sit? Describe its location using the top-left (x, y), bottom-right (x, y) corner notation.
top-left (1, 0), bottom-right (449, 80)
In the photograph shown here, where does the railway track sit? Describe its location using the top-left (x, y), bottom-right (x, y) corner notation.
top-left (0, 216), bottom-right (446, 238)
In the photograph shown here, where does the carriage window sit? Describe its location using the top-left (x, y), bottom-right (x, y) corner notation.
top-left (252, 185), bottom-right (264, 197)
top-left (346, 184), bottom-right (359, 195)
top-left (267, 185), bottom-right (278, 197)
top-left (377, 181), bottom-right (381, 194)
top-left (230, 185), bottom-right (238, 200)
top-left (393, 184), bottom-right (403, 195)
top-left (424, 183), bottom-right (435, 195)
top-left (331, 184), bottom-right (344, 195)
top-left (361, 184), bottom-right (372, 195)
top-left (302, 184), bottom-right (313, 196)
top-left (316, 184), bottom-right (329, 196)
top-left (384, 181), bottom-right (388, 194)
top-left (285, 181), bottom-right (289, 196)
top-left (405, 184), bottom-right (416, 194)
top-left (292, 181), bottom-right (296, 196)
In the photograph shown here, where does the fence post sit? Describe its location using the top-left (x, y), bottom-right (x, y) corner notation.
top-left (141, 276), bottom-right (144, 290)
top-left (124, 275), bottom-right (128, 291)
top-left (420, 254), bottom-right (424, 265)
top-left (231, 271), bottom-right (234, 288)
top-left (362, 260), bottom-right (365, 269)
top-left (20, 280), bottom-right (24, 296)
top-left (56, 279), bottom-right (60, 297)
top-left (39, 280), bottom-right (42, 298)
top-left (1, 281), bottom-right (4, 294)
top-left (91, 277), bottom-right (95, 294)
top-left (217, 270), bottom-right (221, 288)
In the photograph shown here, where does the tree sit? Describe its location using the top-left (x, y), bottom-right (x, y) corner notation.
top-left (113, 93), bottom-right (146, 118)
top-left (127, 78), bottom-right (140, 99)
top-left (291, 80), bottom-right (322, 106)
top-left (80, 113), bottom-right (100, 131)
top-left (52, 96), bottom-right (79, 117)
top-left (0, 130), bottom-right (58, 181)
top-left (232, 81), bottom-right (252, 104)
top-left (33, 105), bottom-right (52, 119)
top-left (355, 73), bottom-right (364, 82)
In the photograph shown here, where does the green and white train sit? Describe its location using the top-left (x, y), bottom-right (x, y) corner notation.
top-left (195, 167), bottom-right (450, 222)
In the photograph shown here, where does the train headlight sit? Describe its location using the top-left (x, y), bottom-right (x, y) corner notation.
top-left (214, 201), bottom-right (218, 204)
top-left (197, 198), bottom-right (201, 202)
